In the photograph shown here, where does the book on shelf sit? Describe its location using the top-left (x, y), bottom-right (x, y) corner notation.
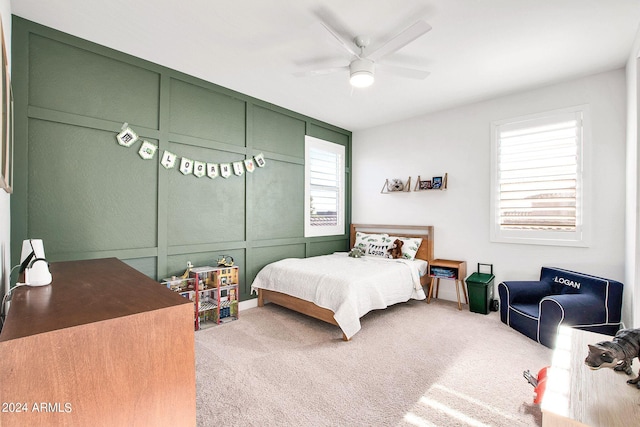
top-left (430, 267), bottom-right (456, 278)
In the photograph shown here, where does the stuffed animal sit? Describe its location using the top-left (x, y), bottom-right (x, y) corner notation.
top-left (584, 328), bottom-right (640, 388)
top-left (348, 247), bottom-right (365, 258)
top-left (387, 239), bottom-right (404, 259)
top-left (387, 179), bottom-right (405, 192)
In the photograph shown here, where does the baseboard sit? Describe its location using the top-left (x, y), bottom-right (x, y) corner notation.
top-left (239, 298), bottom-right (258, 311)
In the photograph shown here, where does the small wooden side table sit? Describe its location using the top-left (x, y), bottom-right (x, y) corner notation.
top-left (427, 259), bottom-right (468, 310)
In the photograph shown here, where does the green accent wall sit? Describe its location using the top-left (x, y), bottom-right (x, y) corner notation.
top-left (11, 17), bottom-right (352, 300)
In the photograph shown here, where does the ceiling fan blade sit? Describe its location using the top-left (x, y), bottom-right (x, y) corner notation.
top-left (319, 21), bottom-right (360, 58)
top-left (367, 20), bottom-right (432, 62)
top-left (377, 63), bottom-right (431, 80)
top-left (313, 6), bottom-right (360, 58)
top-left (293, 66), bottom-right (348, 78)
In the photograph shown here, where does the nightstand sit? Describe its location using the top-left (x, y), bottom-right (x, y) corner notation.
top-left (427, 259), bottom-right (468, 310)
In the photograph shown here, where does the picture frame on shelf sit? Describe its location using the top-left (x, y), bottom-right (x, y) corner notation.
top-left (432, 176), bottom-right (443, 189)
top-left (418, 179), bottom-right (432, 190)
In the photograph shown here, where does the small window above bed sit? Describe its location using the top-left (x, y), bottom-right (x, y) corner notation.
top-left (304, 136), bottom-right (345, 237)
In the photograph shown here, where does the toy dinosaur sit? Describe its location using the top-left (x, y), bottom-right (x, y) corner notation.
top-left (584, 328), bottom-right (640, 388)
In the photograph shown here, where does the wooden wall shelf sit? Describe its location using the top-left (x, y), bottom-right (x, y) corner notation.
top-left (414, 173), bottom-right (448, 191)
top-left (380, 177), bottom-right (412, 193)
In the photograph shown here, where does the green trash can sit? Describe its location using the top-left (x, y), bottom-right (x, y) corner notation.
top-left (466, 263), bottom-right (495, 314)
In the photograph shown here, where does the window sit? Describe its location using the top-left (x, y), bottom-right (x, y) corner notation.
top-left (304, 136), bottom-right (345, 237)
top-left (490, 106), bottom-right (589, 246)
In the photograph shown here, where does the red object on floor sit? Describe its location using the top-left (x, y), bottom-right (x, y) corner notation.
top-left (533, 366), bottom-right (549, 404)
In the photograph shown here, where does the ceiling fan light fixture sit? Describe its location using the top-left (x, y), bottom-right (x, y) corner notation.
top-left (349, 58), bottom-right (375, 88)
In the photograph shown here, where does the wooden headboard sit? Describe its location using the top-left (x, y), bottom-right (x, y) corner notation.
top-left (349, 224), bottom-right (434, 262)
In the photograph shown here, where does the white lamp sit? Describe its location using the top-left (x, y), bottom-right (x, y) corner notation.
top-left (19, 239), bottom-right (52, 286)
top-left (349, 58), bottom-right (375, 88)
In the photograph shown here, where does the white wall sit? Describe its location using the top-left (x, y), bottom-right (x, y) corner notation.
top-left (353, 69), bottom-right (628, 320)
top-left (0, 0), bottom-right (10, 309)
top-left (626, 26), bottom-right (640, 328)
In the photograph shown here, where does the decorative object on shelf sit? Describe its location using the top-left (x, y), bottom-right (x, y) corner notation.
top-left (415, 178), bottom-right (432, 190)
top-left (115, 123), bottom-right (267, 180)
top-left (180, 261), bottom-right (193, 279)
top-left (217, 255), bottom-right (234, 267)
top-left (414, 173), bottom-right (448, 191)
top-left (162, 276), bottom-right (194, 292)
top-left (380, 177), bottom-right (411, 193)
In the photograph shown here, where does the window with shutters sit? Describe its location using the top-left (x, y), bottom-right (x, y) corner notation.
top-left (304, 135), bottom-right (345, 237)
top-left (490, 106), bottom-right (589, 246)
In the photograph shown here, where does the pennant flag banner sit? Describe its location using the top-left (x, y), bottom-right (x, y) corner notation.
top-left (116, 123), bottom-right (266, 179)
top-left (117, 124), bottom-right (138, 147)
top-left (138, 141), bottom-right (157, 160)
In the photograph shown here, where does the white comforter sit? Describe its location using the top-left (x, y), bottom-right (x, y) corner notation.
top-left (251, 252), bottom-right (427, 339)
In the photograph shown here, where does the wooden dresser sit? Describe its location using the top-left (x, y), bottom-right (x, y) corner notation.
top-left (0, 258), bottom-right (196, 426)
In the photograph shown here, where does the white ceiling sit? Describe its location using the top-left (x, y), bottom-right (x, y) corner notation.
top-left (11, 0), bottom-right (640, 131)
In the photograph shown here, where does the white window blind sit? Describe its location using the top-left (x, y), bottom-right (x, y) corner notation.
top-left (491, 107), bottom-right (588, 246)
top-left (309, 148), bottom-right (339, 227)
top-left (305, 136), bottom-right (345, 237)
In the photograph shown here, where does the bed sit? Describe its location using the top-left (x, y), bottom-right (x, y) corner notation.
top-left (251, 224), bottom-right (434, 340)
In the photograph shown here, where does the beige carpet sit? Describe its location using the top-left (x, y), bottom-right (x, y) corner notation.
top-left (195, 299), bottom-right (552, 426)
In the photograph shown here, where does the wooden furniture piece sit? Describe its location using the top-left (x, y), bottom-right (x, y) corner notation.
top-left (0, 258), bottom-right (195, 427)
top-left (257, 224), bottom-right (434, 340)
top-left (427, 259), bottom-right (468, 310)
top-left (541, 326), bottom-right (640, 427)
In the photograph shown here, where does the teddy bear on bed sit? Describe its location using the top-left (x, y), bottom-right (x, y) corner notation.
top-left (387, 239), bottom-right (404, 259)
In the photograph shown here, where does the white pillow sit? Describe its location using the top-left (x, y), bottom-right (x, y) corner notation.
top-left (389, 236), bottom-right (423, 260)
top-left (354, 232), bottom-right (389, 251)
top-left (365, 237), bottom-right (394, 258)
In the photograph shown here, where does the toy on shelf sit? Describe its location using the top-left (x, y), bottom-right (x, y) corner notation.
top-left (217, 255), bottom-right (234, 267)
top-left (179, 261), bottom-right (193, 279)
top-left (381, 177), bottom-right (411, 193)
top-left (161, 276), bottom-right (195, 292)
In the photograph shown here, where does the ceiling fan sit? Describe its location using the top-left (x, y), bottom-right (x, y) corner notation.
top-left (298, 16), bottom-right (432, 88)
